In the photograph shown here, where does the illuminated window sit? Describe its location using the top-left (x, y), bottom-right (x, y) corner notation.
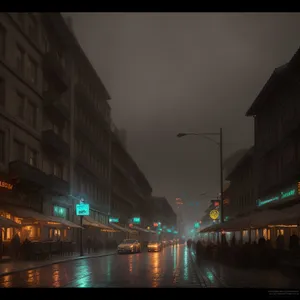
top-left (277, 229), bottom-right (284, 236)
top-left (49, 228), bottom-right (61, 239)
top-left (23, 225), bottom-right (39, 239)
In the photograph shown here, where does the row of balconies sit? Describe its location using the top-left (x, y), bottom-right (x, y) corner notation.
top-left (75, 82), bottom-right (110, 128)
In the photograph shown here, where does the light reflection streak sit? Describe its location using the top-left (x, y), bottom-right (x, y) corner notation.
top-left (107, 256), bottom-right (112, 281)
top-left (75, 260), bottom-right (91, 288)
top-left (2, 275), bottom-right (12, 288)
top-left (184, 246), bottom-right (188, 280)
top-left (205, 270), bottom-right (215, 283)
top-left (26, 269), bottom-right (40, 286)
top-left (150, 252), bottom-right (160, 287)
top-left (52, 264), bottom-right (61, 288)
top-left (128, 255), bottom-right (133, 273)
top-left (173, 245), bottom-right (177, 270)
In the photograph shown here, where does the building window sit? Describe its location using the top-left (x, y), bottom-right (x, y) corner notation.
top-left (0, 23), bottom-right (6, 58)
top-left (27, 57), bottom-right (38, 85)
top-left (28, 148), bottom-right (37, 167)
top-left (15, 92), bottom-right (25, 119)
top-left (16, 45), bottom-right (25, 76)
top-left (0, 130), bottom-right (4, 163)
top-left (53, 163), bottom-right (63, 178)
top-left (0, 77), bottom-right (5, 107)
top-left (28, 14), bottom-right (38, 43)
top-left (13, 140), bottom-right (25, 161)
top-left (27, 101), bottom-right (37, 129)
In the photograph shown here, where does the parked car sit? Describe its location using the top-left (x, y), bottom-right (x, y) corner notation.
top-left (147, 241), bottom-right (162, 252)
top-left (117, 239), bottom-right (141, 254)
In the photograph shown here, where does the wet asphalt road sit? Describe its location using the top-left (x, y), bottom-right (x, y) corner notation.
top-left (1, 244), bottom-right (300, 288)
top-left (0, 244), bottom-right (201, 288)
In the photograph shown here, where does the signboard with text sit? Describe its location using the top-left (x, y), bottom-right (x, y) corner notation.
top-left (109, 217), bottom-right (119, 223)
top-left (132, 217), bottom-right (141, 224)
top-left (257, 183), bottom-right (300, 207)
top-left (76, 203), bottom-right (90, 216)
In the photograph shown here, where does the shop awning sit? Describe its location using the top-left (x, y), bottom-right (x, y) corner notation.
top-left (132, 225), bottom-right (156, 234)
top-left (109, 222), bottom-right (136, 234)
top-left (0, 216), bottom-right (22, 228)
top-left (83, 216), bottom-right (117, 232)
top-left (48, 216), bottom-right (83, 229)
top-left (0, 205), bottom-right (55, 223)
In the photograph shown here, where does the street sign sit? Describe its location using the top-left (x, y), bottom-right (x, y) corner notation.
top-left (209, 209), bottom-right (219, 220)
top-left (109, 217), bottom-right (119, 223)
top-left (76, 203), bottom-right (90, 216)
top-left (132, 217), bottom-right (141, 224)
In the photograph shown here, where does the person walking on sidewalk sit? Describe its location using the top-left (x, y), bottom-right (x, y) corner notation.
top-left (10, 233), bottom-right (21, 260)
top-left (86, 236), bottom-right (92, 254)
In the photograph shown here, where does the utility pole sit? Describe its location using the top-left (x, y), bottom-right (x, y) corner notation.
top-left (219, 127), bottom-right (224, 224)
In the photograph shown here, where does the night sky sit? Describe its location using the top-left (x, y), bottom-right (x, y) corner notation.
top-left (64, 13), bottom-right (300, 227)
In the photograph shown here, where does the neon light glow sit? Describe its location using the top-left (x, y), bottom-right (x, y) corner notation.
top-left (257, 186), bottom-right (297, 207)
top-left (109, 217), bottom-right (119, 223)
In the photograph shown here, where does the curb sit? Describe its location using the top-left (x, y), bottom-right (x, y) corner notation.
top-left (0, 252), bottom-right (116, 277)
top-left (188, 249), bottom-right (207, 288)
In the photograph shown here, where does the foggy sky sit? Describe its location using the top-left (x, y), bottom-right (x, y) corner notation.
top-left (64, 12), bottom-right (300, 226)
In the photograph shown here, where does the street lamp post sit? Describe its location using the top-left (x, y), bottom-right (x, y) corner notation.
top-left (177, 128), bottom-right (224, 224)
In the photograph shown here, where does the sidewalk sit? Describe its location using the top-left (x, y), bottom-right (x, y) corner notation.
top-left (189, 249), bottom-right (300, 288)
top-left (0, 250), bottom-right (116, 277)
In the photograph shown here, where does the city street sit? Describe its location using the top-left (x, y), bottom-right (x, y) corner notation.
top-left (1, 244), bottom-right (300, 288)
top-left (0, 244), bottom-right (201, 288)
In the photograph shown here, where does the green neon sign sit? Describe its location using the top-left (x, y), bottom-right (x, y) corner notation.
top-left (257, 186), bottom-right (297, 207)
top-left (109, 217), bottom-right (119, 223)
top-left (132, 217), bottom-right (141, 224)
top-left (194, 222), bottom-right (200, 229)
top-left (76, 203), bottom-right (90, 216)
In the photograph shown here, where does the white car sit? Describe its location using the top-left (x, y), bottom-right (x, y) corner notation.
top-left (117, 239), bottom-right (141, 254)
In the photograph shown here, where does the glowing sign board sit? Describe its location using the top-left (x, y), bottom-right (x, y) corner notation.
top-left (0, 181), bottom-right (13, 190)
top-left (132, 217), bottom-right (141, 224)
top-left (109, 217), bottom-right (119, 223)
top-left (76, 203), bottom-right (90, 216)
top-left (257, 184), bottom-right (299, 207)
top-left (209, 209), bottom-right (219, 220)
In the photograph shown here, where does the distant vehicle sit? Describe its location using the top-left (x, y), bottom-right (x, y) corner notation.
top-left (147, 241), bottom-right (162, 252)
top-left (161, 240), bottom-right (168, 248)
top-left (117, 239), bottom-right (141, 254)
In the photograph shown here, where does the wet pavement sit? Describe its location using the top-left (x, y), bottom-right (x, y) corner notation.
top-left (191, 251), bottom-right (300, 289)
top-left (1, 244), bottom-right (300, 288)
top-left (0, 244), bottom-right (201, 287)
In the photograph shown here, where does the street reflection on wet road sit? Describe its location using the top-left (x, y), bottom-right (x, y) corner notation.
top-left (2, 244), bottom-right (298, 288)
top-left (0, 244), bottom-right (199, 288)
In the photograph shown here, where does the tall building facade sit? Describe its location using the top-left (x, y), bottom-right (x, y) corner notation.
top-left (224, 147), bottom-right (255, 219)
top-left (246, 47), bottom-right (300, 211)
top-left (0, 13), bottom-right (73, 242)
top-left (0, 13), bottom-right (156, 249)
